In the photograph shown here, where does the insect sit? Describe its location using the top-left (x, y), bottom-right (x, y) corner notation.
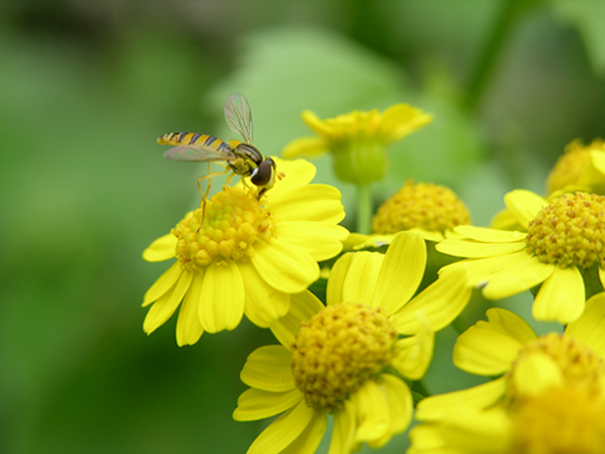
top-left (158, 93), bottom-right (278, 202)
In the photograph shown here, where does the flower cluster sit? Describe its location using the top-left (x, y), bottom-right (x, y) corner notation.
top-left (142, 94), bottom-right (605, 453)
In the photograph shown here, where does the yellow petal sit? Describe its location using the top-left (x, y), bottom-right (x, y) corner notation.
top-left (142, 261), bottom-right (182, 307)
top-left (252, 239), bottom-right (319, 293)
top-left (436, 238), bottom-right (526, 258)
top-left (271, 157), bottom-right (317, 191)
top-left (326, 252), bottom-right (354, 306)
top-left (453, 308), bottom-right (531, 376)
top-left (391, 329), bottom-right (434, 380)
top-left (301, 110), bottom-right (333, 136)
top-left (143, 270), bottom-right (192, 335)
top-left (532, 266), bottom-right (585, 323)
top-left (240, 264), bottom-right (289, 328)
top-left (282, 137), bottom-right (327, 159)
top-left (329, 400), bottom-right (356, 454)
top-left (175, 274), bottom-right (204, 346)
top-left (240, 345), bottom-right (295, 391)
top-left (270, 291), bottom-right (324, 349)
top-left (247, 399), bottom-right (321, 454)
top-left (490, 207), bottom-right (524, 230)
top-left (199, 259), bottom-right (244, 333)
top-left (415, 377), bottom-right (507, 421)
top-left (417, 407), bottom-right (510, 451)
top-left (340, 251), bottom-right (384, 307)
top-left (407, 423), bottom-right (446, 452)
top-left (512, 352), bottom-right (564, 397)
top-left (233, 388), bottom-right (303, 421)
top-left (373, 232), bottom-right (426, 315)
top-left (565, 291), bottom-right (605, 357)
top-left (142, 233), bottom-right (177, 262)
top-left (269, 184), bottom-right (345, 224)
top-left (351, 379), bottom-right (390, 446)
top-left (276, 221), bottom-right (348, 261)
top-left (453, 225), bottom-right (527, 243)
top-left (439, 250), bottom-right (541, 289)
top-left (390, 268), bottom-right (471, 334)
top-left (378, 103), bottom-right (433, 142)
top-left (484, 307), bottom-right (537, 344)
top-left (504, 189), bottom-right (547, 230)
top-left (379, 374), bottom-right (413, 439)
top-left (279, 411), bottom-right (327, 454)
top-left (481, 254), bottom-right (554, 300)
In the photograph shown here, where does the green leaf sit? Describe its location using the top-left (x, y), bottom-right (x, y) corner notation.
top-left (553, 0), bottom-right (605, 75)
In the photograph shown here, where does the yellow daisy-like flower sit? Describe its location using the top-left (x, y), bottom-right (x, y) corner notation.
top-left (492, 138), bottom-right (605, 230)
top-left (547, 138), bottom-right (605, 195)
top-left (346, 180), bottom-right (471, 249)
top-left (233, 232), bottom-right (471, 454)
top-left (438, 189), bottom-right (605, 324)
top-left (282, 105), bottom-right (433, 185)
top-left (142, 158), bottom-right (348, 346)
top-left (409, 294), bottom-right (605, 454)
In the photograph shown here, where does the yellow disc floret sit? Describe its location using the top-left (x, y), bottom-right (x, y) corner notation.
top-left (525, 192), bottom-right (605, 268)
top-left (291, 302), bottom-right (397, 413)
top-left (372, 180), bottom-right (471, 234)
top-left (547, 139), bottom-right (605, 195)
top-left (172, 187), bottom-right (275, 270)
top-left (510, 333), bottom-right (605, 397)
top-left (509, 386), bottom-right (605, 454)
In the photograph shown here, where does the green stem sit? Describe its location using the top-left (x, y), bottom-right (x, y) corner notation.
top-left (464, 0), bottom-right (526, 112)
top-left (412, 379), bottom-right (430, 400)
top-left (356, 184), bottom-right (372, 234)
top-left (451, 314), bottom-right (471, 335)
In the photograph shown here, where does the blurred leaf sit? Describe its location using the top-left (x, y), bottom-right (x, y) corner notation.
top-left (552, 0), bottom-right (605, 76)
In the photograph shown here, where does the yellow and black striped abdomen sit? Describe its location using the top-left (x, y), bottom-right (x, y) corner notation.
top-left (158, 132), bottom-right (231, 153)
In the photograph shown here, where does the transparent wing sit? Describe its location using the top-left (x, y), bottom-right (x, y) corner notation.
top-left (163, 145), bottom-right (236, 162)
top-left (224, 93), bottom-right (254, 144)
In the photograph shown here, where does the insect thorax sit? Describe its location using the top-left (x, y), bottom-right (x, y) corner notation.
top-left (234, 143), bottom-right (263, 166)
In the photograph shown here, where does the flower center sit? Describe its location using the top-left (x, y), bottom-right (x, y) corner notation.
top-left (290, 302), bottom-right (397, 413)
top-left (525, 192), bottom-right (605, 268)
top-left (172, 187), bottom-right (275, 270)
top-left (509, 386), bottom-right (605, 454)
top-left (547, 139), bottom-right (605, 194)
top-left (372, 181), bottom-right (471, 234)
top-left (509, 333), bottom-right (605, 398)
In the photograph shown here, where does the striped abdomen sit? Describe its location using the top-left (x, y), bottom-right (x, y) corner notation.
top-left (158, 132), bottom-right (231, 153)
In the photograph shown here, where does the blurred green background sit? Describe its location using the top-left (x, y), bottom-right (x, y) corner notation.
top-left (2, 1), bottom-right (605, 453)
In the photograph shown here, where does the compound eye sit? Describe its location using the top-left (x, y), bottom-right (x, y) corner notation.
top-left (251, 159), bottom-right (274, 186)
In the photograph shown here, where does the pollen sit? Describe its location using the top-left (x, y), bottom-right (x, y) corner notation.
top-left (290, 302), bottom-right (397, 413)
top-left (525, 192), bottom-right (605, 268)
top-left (546, 139), bottom-right (605, 194)
top-left (372, 180), bottom-right (471, 234)
top-left (509, 386), bottom-right (605, 454)
top-left (509, 333), bottom-right (605, 398)
top-left (171, 187), bottom-right (275, 270)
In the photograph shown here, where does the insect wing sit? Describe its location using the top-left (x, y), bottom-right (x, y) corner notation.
top-left (224, 93), bottom-right (254, 144)
top-left (163, 145), bottom-right (236, 162)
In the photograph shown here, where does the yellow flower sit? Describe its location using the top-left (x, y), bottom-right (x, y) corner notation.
top-left (409, 294), bottom-right (605, 454)
top-left (492, 139), bottom-right (605, 230)
top-left (547, 138), bottom-right (605, 195)
top-left (346, 180), bottom-right (471, 249)
top-left (282, 105), bottom-right (432, 185)
top-left (142, 158), bottom-right (348, 346)
top-left (233, 232), bottom-right (471, 454)
top-left (438, 189), bottom-right (605, 324)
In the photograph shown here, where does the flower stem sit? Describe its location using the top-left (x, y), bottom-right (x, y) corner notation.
top-left (356, 184), bottom-right (372, 234)
top-left (451, 314), bottom-right (471, 335)
top-left (463, 0), bottom-right (529, 111)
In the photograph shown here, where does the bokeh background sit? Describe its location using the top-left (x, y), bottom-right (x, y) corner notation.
top-left (2, 1), bottom-right (605, 453)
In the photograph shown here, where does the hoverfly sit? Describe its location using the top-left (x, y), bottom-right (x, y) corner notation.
top-left (158, 93), bottom-right (278, 201)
